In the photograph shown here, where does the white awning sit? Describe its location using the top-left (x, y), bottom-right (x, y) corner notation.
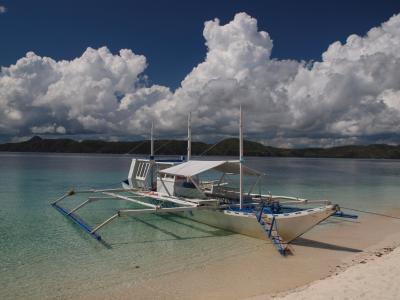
top-left (159, 160), bottom-right (263, 177)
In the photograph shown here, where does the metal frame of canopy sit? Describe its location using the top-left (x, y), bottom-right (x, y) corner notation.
top-left (157, 159), bottom-right (266, 201)
top-left (158, 159), bottom-right (264, 177)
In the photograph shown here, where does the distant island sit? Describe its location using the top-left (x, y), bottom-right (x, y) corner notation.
top-left (1, 136), bottom-right (400, 159)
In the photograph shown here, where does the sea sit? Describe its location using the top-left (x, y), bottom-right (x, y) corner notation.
top-left (1, 152), bottom-right (400, 299)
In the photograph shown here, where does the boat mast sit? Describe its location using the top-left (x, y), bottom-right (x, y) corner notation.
top-left (239, 105), bottom-right (243, 210)
top-left (150, 121), bottom-right (154, 160)
top-left (187, 112), bottom-right (192, 161)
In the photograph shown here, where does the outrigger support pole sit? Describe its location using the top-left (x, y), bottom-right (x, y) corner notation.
top-left (52, 202), bottom-right (102, 240)
top-left (120, 206), bottom-right (197, 216)
top-left (102, 192), bottom-right (158, 208)
top-left (65, 196), bottom-right (117, 215)
top-left (51, 189), bottom-right (75, 205)
top-left (90, 205), bottom-right (198, 234)
top-left (51, 188), bottom-right (200, 241)
top-left (52, 188), bottom-right (135, 200)
top-left (91, 214), bottom-right (119, 234)
top-left (68, 199), bottom-right (91, 215)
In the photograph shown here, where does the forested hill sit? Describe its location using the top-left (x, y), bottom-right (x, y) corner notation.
top-left (1, 136), bottom-right (400, 159)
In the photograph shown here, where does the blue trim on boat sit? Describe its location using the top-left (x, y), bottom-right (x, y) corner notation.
top-left (334, 211), bottom-right (358, 219)
top-left (268, 216), bottom-right (275, 238)
top-left (229, 205), bottom-right (357, 219)
top-left (52, 203), bottom-right (102, 241)
top-left (255, 206), bottom-right (287, 256)
top-left (155, 159), bottom-right (185, 162)
top-left (228, 205), bottom-right (303, 215)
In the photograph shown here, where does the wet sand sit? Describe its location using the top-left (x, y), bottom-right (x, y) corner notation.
top-left (78, 210), bottom-right (400, 300)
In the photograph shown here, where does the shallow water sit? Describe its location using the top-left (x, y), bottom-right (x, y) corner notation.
top-left (1, 153), bottom-right (400, 299)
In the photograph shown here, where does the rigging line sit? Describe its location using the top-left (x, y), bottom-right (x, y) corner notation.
top-left (125, 140), bottom-right (148, 155)
top-left (199, 136), bottom-right (237, 156)
top-left (154, 140), bottom-right (174, 154)
top-left (340, 206), bottom-right (400, 220)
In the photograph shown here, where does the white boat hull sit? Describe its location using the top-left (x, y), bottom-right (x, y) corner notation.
top-left (264, 205), bottom-right (337, 242)
top-left (122, 180), bottom-right (337, 243)
top-left (181, 205), bottom-right (337, 243)
top-left (181, 209), bottom-right (267, 239)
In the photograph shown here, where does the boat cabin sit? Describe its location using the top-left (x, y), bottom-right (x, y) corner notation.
top-left (126, 158), bottom-right (176, 190)
top-left (157, 160), bottom-right (264, 201)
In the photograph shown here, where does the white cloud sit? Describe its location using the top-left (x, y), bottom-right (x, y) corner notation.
top-left (1, 12), bottom-right (400, 146)
top-left (30, 124), bottom-right (66, 134)
top-left (0, 6), bottom-right (6, 14)
top-left (286, 13), bottom-right (400, 141)
top-left (0, 47), bottom-right (170, 137)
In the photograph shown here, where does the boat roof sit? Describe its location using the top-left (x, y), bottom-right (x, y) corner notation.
top-left (158, 160), bottom-right (264, 177)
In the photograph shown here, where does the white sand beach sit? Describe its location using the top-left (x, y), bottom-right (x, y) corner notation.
top-left (275, 246), bottom-right (400, 300)
top-left (78, 211), bottom-right (400, 300)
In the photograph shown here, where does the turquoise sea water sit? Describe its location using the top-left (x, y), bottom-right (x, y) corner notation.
top-left (1, 153), bottom-right (400, 299)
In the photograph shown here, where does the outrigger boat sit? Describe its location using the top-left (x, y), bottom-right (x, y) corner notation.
top-left (52, 109), bottom-right (356, 255)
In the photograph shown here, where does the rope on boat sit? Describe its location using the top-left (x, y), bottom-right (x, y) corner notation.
top-left (340, 206), bottom-right (400, 220)
top-left (125, 139), bottom-right (181, 156)
top-left (154, 140), bottom-right (173, 153)
top-left (198, 136), bottom-right (236, 156)
top-left (125, 140), bottom-right (147, 154)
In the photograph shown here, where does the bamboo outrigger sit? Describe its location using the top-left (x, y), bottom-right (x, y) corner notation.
top-left (52, 107), bottom-right (357, 256)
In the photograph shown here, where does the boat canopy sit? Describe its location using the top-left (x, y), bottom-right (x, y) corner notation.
top-left (158, 160), bottom-right (263, 177)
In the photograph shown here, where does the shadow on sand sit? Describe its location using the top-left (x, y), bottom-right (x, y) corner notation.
top-left (292, 237), bottom-right (362, 253)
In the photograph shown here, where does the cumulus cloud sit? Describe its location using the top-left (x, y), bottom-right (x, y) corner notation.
top-left (1, 12), bottom-right (400, 146)
top-left (31, 124), bottom-right (66, 134)
top-left (287, 14), bottom-right (400, 142)
top-left (0, 47), bottom-right (171, 137)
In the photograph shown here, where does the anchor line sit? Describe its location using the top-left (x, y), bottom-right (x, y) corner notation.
top-left (340, 206), bottom-right (400, 220)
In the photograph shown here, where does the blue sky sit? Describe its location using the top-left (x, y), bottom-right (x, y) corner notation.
top-left (1, 0), bottom-right (399, 89)
top-left (1, 1), bottom-right (400, 146)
